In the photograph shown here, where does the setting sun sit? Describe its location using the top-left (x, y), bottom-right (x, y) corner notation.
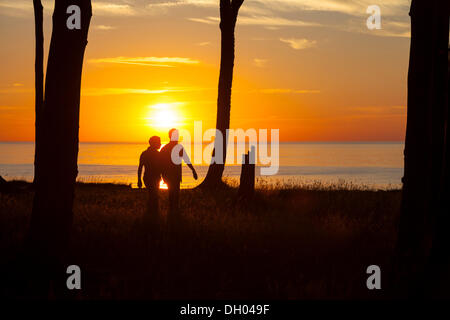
top-left (146, 103), bottom-right (182, 129)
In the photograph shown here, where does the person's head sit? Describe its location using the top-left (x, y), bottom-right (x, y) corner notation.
top-left (149, 136), bottom-right (161, 149)
top-left (169, 128), bottom-right (179, 142)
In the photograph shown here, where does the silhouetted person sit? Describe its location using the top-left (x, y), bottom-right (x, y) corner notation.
top-left (160, 129), bottom-right (197, 221)
top-left (138, 136), bottom-right (162, 215)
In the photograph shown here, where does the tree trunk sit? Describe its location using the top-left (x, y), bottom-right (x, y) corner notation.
top-left (200, 0), bottom-right (244, 188)
top-left (394, 0), bottom-right (449, 298)
top-left (426, 15), bottom-right (450, 298)
top-left (27, 0), bottom-right (92, 297)
top-left (33, 0), bottom-right (44, 186)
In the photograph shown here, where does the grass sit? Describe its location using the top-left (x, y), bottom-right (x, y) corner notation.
top-left (0, 180), bottom-right (402, 299)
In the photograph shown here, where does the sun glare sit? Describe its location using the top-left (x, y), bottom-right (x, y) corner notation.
top-left (146, 103), bottom-right (181, 129)
top-left (159, 179), bottom-right (168, 190)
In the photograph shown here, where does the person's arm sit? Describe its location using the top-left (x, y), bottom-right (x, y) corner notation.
top-left (138, 153), bottom-right (143, 188)
top-left (182, 147), bottom-right (198, 180)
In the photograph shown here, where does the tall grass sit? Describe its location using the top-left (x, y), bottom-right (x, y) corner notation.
top-left (0, 181), bottom-right (401, 299)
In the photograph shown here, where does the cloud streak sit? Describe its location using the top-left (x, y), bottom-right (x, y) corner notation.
top-left (93, 25), bottom-right (117, 31)
top-left (81, 88), bottom-right (170, 96)
top-left (253, 58), bottom-right (268, 68)
top-left (92, 2), bottom-right (136, 16)
top-left (88, 56), bottom-right (200, 68)
top-left (257, 88), bottom-right (320, 94)
top-left (280, 38), bottom-right (317, 50)
top-left (185, 0), bottom-right (410, 37)
top-left (81, 86), bottom-right (211, 96)
top-left (188, 16), bottom-right (319, 27)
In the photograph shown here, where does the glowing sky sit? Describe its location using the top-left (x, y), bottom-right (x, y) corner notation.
top-left (0, 0), bottom-right (411, 142)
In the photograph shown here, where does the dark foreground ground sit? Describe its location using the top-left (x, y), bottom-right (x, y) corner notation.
top-left (0, 181), bottom-right (401, 299)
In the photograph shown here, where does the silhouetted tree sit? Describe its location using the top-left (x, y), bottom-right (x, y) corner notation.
top-left (200, 0), bottom-right (244, 188)
top-left (394, 0), bottom-right (449, 298)
top-left (28, 0), bottom-right (92, 297)
top-left (33, 0), bottom-right (44, 186)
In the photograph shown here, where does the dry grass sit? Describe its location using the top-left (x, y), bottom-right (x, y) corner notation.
top-left (0, 180), bottom-right (401, 299)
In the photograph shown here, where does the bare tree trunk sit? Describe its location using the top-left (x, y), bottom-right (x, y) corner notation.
top-left (28, 0), bottom-right (92, 297)
top-left (200, 0), bottom-right (244, 188)
top-left (33, 0), bottom-right (44, 186)
top-left (394, 0), bottom-right (449, 298)
top-left (426, 15), bottom-right (450, 298)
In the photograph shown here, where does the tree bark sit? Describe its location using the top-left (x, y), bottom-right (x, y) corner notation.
top-left (394, 0), bottom-right (449, 298)
top-left (33, 0), bottom-right (44, 186)
top-left (28, 0), bottom-right (92, 297)
top-left (200, 0), bottom-right (244, 188)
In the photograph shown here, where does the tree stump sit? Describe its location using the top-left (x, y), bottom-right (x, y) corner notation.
top-left (0, 175), bottom-right (7, 192)
top-left (237, 146), bottom-right (255, 203)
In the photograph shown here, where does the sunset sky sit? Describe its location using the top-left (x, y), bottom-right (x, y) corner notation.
top-left (0, 0), bottom-right (411, 142)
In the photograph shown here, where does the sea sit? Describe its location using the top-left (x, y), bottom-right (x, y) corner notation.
top-left (0, 142), bottom-right (404, 189)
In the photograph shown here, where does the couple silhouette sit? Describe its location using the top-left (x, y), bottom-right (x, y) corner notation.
top-left (137, 128), bottom-right (198, 219)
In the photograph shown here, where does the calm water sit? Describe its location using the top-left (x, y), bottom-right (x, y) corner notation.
top-left (0, 142), bottom-right (404, 189)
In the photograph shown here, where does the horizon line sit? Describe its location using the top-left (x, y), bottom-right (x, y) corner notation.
top-left (0, 140), bottom-right (405, 144)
